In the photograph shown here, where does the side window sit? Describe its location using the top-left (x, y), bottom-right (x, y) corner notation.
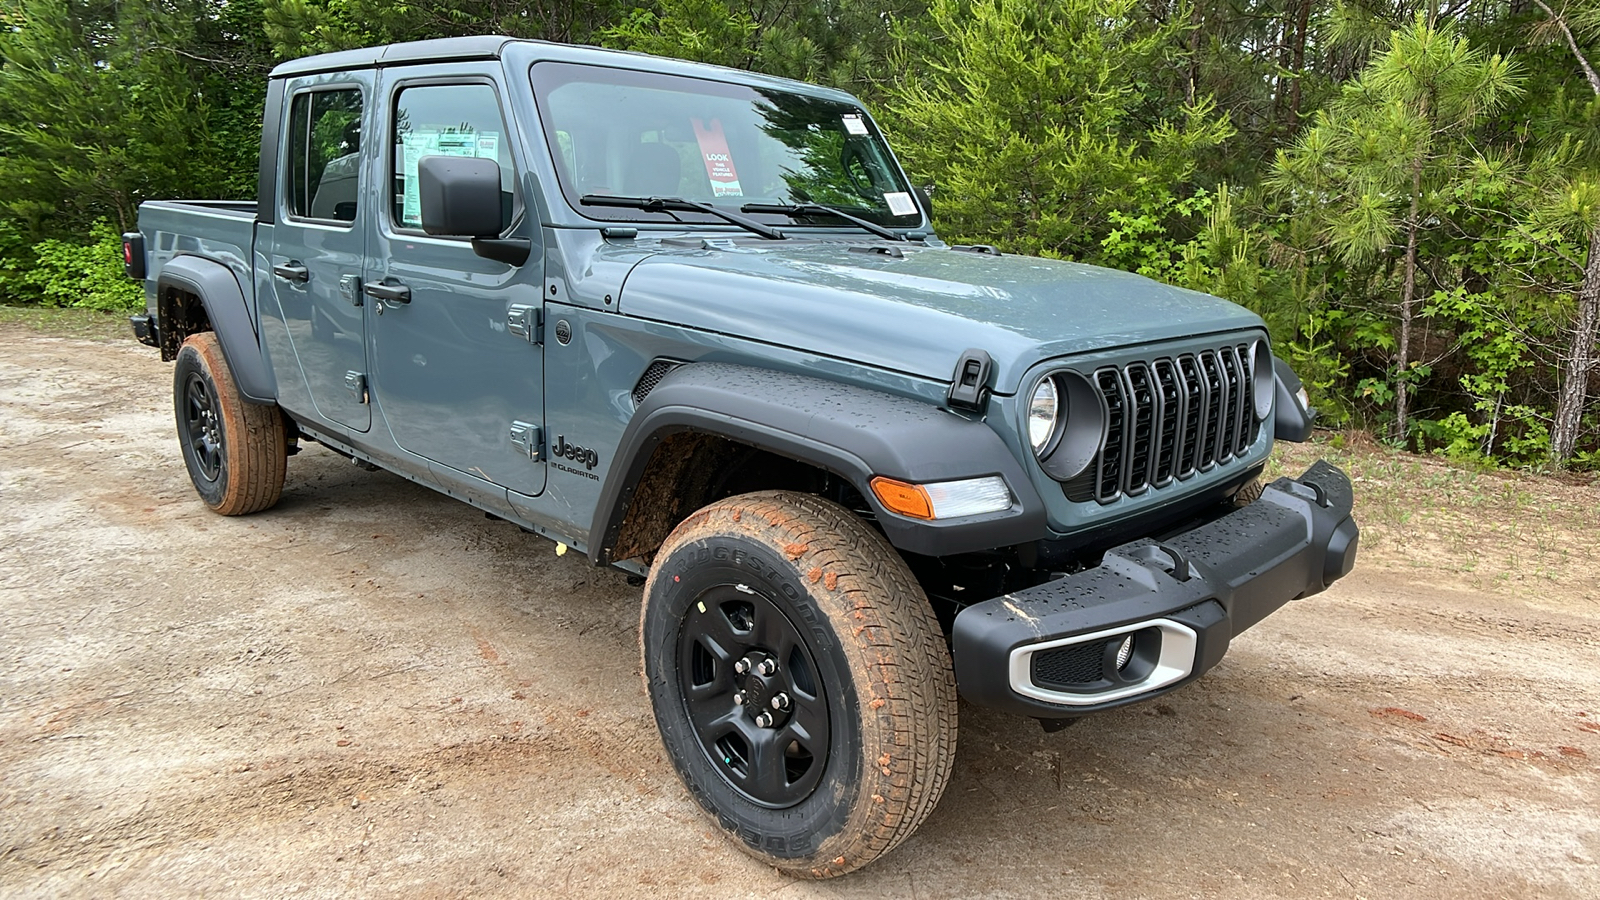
top-left (392, 83), bottom-right (518, 232)
top-left (285, 88), bottom-right (364, 222)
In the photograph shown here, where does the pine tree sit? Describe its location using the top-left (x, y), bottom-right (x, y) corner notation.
top-left (1271, 13), bottom-right (1521, 444)
top-left (1531, 0), bottom-right (1600, 467)
top-left (881, 0), bottom-right (1233, 261)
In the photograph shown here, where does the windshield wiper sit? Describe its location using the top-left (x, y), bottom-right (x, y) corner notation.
top-left (741, 202), bottom-right (905, 242)
top-left (580, 194), bottom-right (786, 240)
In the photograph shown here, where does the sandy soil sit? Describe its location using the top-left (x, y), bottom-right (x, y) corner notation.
top-left (1, 323), bottom-right (1597, 899)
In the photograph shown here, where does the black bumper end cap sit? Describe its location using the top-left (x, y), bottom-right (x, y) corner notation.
top-left (129, 314), bottom-right (159, 348)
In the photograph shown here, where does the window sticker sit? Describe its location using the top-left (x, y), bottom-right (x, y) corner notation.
top-left (884, 191), bottom-right (918, 217)
top-left (691, 117), bottom-right (743, 197)
top-left (841, 114), bottom-right (869, 136)
top-left (400, 130), bottom-right (500, 226)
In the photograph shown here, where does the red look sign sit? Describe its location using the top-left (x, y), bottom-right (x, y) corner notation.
top-left (691, 118), bottom-right (743, 197)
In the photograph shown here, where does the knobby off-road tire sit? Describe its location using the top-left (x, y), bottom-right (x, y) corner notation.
top-left (1233, 476), bottom-right (1265, 507)
top-left (173, 332), bottom-right (287, 515)
top-left (640, 491), bottom-right (958, 878)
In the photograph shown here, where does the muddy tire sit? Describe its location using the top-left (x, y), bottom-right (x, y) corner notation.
top-left (640, 491), bottom-right (957, 878)
top-left (173, 332), bottom-right (287, 515)
top-left (1233, 476), bottom-right (1265, 507)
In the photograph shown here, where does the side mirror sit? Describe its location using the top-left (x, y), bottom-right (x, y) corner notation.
top-left (418, 155), bottom-right (503, 238)
top-left (915, 183), bottom-right (935, 220)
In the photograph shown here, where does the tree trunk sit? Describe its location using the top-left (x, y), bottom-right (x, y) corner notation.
top-left (1288, 0), bottom-right (1312, 125)
top-left (1395, 157), bottom-right (1424, 445)
top-left (1551, 226), bottom-right (1600, 464)
top-left (1534, 1), bottom-right (1600, 467)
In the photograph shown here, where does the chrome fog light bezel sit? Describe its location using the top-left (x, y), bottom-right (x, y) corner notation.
top-left (1009, 619), bottom-right (1198, 707)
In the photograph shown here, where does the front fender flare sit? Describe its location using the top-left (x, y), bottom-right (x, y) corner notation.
top-left (158, 256), bottom-right (276, 404)
top-left (590, 363), bottom-right (1047, 564)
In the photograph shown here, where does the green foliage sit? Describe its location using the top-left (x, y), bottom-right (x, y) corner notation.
top-left (11, 221), bottom-right (144, 312)
top-left (883, 0), bottom-right (1233, 261)
top-left (0, 0), bottom-right (1596, 466)
top-left (602, 1), bottom-right (924, 98)
top-left (0, 0), bottom-right (270, 238)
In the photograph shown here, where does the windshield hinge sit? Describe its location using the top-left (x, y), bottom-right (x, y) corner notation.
top-left (948, 349), bottom-right (992, 412)
top-left (507, 304), bottom-right (542, 344)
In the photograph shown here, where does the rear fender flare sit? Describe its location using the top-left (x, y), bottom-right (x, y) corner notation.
top-left (589, 363), bottom-right (1046, 564)
top-left (158, 256), bottom-right (276, 405)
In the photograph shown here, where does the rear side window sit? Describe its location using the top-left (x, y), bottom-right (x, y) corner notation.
top-left (391, 83), bottom-right (518, 232)
top-left (285, 88), bottom-right (364, 222)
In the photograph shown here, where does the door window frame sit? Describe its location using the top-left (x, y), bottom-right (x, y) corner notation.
top-left (384, 75), bottom-right (525, 241)
top-left (280, 82), bottom-right (369, 230)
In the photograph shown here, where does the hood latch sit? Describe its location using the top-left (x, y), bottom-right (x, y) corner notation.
top-left (948, 348), bottom-right (993, 412)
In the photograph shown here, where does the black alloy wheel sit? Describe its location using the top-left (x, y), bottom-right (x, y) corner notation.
top-left (678, 584), bottom-right (831, 808)
top-left (641, 491), bottom-right (958, 878)
top-left (171, 332), bottom-right (287, 515)
top-left (183, 371), bottom-right (225, 484)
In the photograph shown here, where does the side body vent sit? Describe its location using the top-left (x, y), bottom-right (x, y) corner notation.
top-left (632, 360), bottom-right (683, 406)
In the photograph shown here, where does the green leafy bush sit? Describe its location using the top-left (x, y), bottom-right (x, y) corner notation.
top-left (14, 221), bottom-right (144, 313)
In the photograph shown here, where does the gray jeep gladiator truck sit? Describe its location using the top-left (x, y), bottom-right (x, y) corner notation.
top-left (125, 36), bottom-right (1359, 877)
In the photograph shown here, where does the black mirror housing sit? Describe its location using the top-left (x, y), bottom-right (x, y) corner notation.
top-left (418, 155), bottom-right (502, 238)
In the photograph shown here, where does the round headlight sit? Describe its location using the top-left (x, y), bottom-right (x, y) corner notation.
top-left (1028, 378), bottom-right (1059, 454)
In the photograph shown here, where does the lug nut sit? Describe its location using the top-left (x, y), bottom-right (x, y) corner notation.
top-left (770, 693), bottom-right (790, 711)
top-left (756, 659), bottom-right (777, 676)
top-left (754, 712), bottom-right (773, 728)
top-left (733, 658), bottom-right (750, 675)
top-left (732, 691), bottom-right (745, 706)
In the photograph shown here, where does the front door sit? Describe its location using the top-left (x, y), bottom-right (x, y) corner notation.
top-left (268, 75), bottom-right (372, 432)
top-left (367, 75), bottom-right (547, 497)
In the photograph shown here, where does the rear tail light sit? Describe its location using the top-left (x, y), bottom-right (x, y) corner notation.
top-left (121, 233), bottom-right (146, 279)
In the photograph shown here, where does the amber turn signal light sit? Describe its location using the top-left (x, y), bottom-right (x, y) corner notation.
top-left (870, 477), bottom-right (934, 520)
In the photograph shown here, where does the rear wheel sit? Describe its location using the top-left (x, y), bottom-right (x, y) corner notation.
top-left (640, 491), bottom-right (957, 878)
top-left (173, 332), bottom-right (287, 515)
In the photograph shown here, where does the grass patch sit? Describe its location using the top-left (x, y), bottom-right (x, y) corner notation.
top-left (1267, 432), bottom-right (1600, 598)
top-left (0, 306), bottom-right (134, 342)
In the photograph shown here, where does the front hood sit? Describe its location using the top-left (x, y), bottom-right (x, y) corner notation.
top-left (617, 241), bottom-right (1264, 391)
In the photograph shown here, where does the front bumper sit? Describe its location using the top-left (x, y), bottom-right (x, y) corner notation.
top-left (952, 460), bottom-right (1358, 718)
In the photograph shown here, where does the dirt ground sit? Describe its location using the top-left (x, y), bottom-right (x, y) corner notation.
top-left (2, 318), bottom-right (1597, 899)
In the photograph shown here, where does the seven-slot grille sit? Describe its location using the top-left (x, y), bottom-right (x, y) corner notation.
top-left (1064, 343), bottom-right (1258, 504)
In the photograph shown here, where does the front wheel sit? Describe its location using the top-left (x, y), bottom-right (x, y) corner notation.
top-left (640, 491), bottom-right (957, 878)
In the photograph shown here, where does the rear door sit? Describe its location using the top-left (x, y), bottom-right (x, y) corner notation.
top-left (268, 74), bottom-right (372, 432)
top-left (367, 69), bottom-right (547, 496)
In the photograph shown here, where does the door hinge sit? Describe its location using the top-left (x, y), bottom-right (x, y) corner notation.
top-left (344, 370), bottom-right (368, 404)
top-left (507, 304), bottom-right (542, 343)
top-left (509, 421), bottom-right (542, 460)
top-left (338, 274), bottom-right (362, 306)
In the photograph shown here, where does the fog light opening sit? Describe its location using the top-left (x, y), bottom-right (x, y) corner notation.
top-left (1115, 635), bottom-right (1134, 671)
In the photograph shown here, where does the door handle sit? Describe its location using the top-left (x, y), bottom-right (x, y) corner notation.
top-left (364, 280), bottom-right (411, 307)
top-left (273, 263), bottom-right (309, 283)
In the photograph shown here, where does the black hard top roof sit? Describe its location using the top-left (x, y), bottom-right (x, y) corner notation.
top-left (269, 36), bottom-right (521, 78)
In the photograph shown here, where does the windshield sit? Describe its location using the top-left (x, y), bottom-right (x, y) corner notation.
top-left (531, 62), bottom-right (921, 229)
